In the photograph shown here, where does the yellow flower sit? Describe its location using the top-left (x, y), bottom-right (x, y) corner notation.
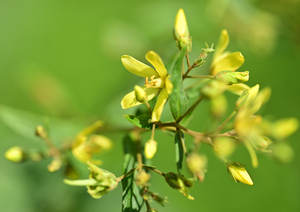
top-left (72, 121), bottom-right (112, 165)
top-left (121, 51), bottom-right (173, 122)
top-left (210, 29), bottom-right (245, 76)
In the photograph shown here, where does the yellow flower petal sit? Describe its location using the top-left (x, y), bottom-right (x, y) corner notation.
top-left (227, 83), bottom-right (250, 95)
top-left (146, 51), bottom-right (167, 78)
top-left (174, 9), bottom-right (189, 38)
top-left (121, 55), bottom-right (158, 78)
top-left (211, 52), bottom-right (245, 75)
top-left (152, 88), bottom-right (169, 122)
top-left (121, 87), bottom-right (160, 109)
top-left (213, 29), bottom-right (229, 63)
top-left (165, 75), bottom-right (173, 94)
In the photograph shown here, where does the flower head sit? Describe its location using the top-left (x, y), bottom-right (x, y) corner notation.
top-left (72, 121), bottom-right (112, 165)
top-left (210, 30), bottom-right (245, 76)
top-left (121, 51), bottom-right (173, 122)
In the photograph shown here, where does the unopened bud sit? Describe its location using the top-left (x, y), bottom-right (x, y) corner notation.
top-left (252, 136), bottom-right (272, 151)
top-left (174, 9), bottom-right (189, 40)
top-left (35, 125), bottom-right (47, 138)
top-left (215, 70), bottom-right (249, 85)
top-left (165, 172), bottom-right (194, 200)
top-left (145, 139), bottom-right (157, 159)
top-left (227, 162), bottom-right (253, 185)
top-left (214, 137), bottom-right (236, 158)
top-left (210, 94), bottom-right (227, 118)
top-left (235, 84), bottom-right (259, 111)
top-left (5, 146), bottom-right (26, 163)
top-left (47, 157), bottom-right (63, 172)
top-left (134, 85), bottom-right (147, 103)
top-left (201, 80), bottom-right (227, 99)
top-left (135, 169), bottom-right (151, 187)
top-left (186, 153), bottom-right (207, 182)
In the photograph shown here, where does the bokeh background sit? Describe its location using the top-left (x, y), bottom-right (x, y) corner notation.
top-left (1, 0), bottom-right (300, 211)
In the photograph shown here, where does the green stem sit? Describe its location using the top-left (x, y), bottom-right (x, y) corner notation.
top-left (244, 141), bottom-right (258, 168)
top-left (215, 111), bottom-right (237, 134)
top-left (176, 96), bottom-right (204, 124)
top-left (184, 75), bottom-right (214, 79)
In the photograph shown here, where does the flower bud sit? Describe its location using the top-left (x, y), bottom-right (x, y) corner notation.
top-left (47, 157), bottom-right (63, 173)
top-left (186, 153), bottom-right (207, 182)
top-left (214, 137), bottom-right (236, 158)
top-left (227, 162), bottom-right (253, 185)
top-left (135, 169), bottom-right (151, 187)
top-left (165, 172), bottom-right (194, 200)
top-left (144, 139), bottom-right (157, 159)
top-left (210, 94), bottom-right (227, 118)
top-left (4, 146), bottom-right (27, 163)
top-left (35, 125), bottom-right (47, 139)
top-left (201, 80), bottom-right (227, 99)
top-left (235, 84), bottom-right (259, 111)
top-left (215, 70), bottom-right (249, 85)
top-left (64, 161), bottom-right (118, 199)
top-left (174, 9), bottom-right (189, 40)
top-left (134, 85), bottom-right (147, 103)
top-left (252, 136), bottom-right (272, 151)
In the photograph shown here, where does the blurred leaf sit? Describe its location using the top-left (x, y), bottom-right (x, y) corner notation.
top-left (175, 129), bottom-right (185, 174)
top-left (0, 105), bottom-right (42, 142)
top-left (124, 115), bottom-right (152, 130)
top-left (169, 47), bottom-right (188, 121)
top-left (185, 79), bottom-right (211, 99)
top-left (122, 133), bottom-right (144, 212)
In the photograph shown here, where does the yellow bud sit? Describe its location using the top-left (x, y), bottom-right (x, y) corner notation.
top-left (227, 162), bottom-right (253, 185)
top-left (35, 125), bottom-right (47, 138)
top-left (186, 153), bottom-right (207, 174)
top-left (210, 94), bottom-right (227, 118)
top-left (145, 139), bottom-right (157, 159)
top-left (135, 169), bottom-right (151, 187)
top-left (5, 146), bottom-right (26, 163)
top-left (174, 9), bottom-right (189, 40)
top-left (270, 142), bottom-right (294, 163)
top-left (134, 85), bottom-right (147, 103)
top-left (214, 137), bottom-right (236, 158)
top-left (47, 158), bottom-right (63, 173)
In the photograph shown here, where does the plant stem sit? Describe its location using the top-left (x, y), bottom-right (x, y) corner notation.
top-left (184, 75), bottom-right (214, 79)
top-left (176, 96), bottom-right (204, 124)
top-left (215, 110), bottom-right (237, 134)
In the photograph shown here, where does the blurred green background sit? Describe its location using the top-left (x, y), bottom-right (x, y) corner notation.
top-left (1, 0), bottom-right (300, 211)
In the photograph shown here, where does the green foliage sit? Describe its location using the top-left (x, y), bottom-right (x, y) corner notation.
top-left (169, 47), bottom-right (188, 121)
top-left (122, 133), bottom-right (144, 212)
top-left (174, 129), bottom-right (185, 174)
top-left (124, 115), bottom-right (153, 130)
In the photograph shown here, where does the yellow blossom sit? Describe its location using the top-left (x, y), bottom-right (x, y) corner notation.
top-left (72, 121), bottom-right (112, 165)
top-left (210, 29), bottom-right (245, 76)
top-left (121, 51), bottom-right (173, 122)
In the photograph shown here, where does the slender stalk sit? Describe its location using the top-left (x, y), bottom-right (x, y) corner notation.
top-left (144, 101), bottom-right (152, 116)
top-left (244, 141), bottom-right (258, 168)
top-left (184, 75), bottom-right (214, 79)
top-left (176, 96), bottom-right (204, 124)
top-left (215, 111), bottom-right (237, 134)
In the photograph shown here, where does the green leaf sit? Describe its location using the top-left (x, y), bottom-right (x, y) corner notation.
top-left (124, 115), bottom-right (152, 130)
top-left (175, 130), bottom-right (185, 174)
top-left (169, 47), bottom-right (188, 121)
top-left (122, 133), bottom-right (144, 212)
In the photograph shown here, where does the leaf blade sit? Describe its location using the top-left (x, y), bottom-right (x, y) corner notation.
top-left (169, 48), bottom-right (188, 121)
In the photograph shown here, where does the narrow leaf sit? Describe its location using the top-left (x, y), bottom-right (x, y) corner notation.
top-left (122, 133), bottom-right (144, 212)
top-left (124, 115), bottom-right (152, 130)
top-left (169, 47), bottom-right (188, 120)
top-left (175, 130), bottom-right (185, 174)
